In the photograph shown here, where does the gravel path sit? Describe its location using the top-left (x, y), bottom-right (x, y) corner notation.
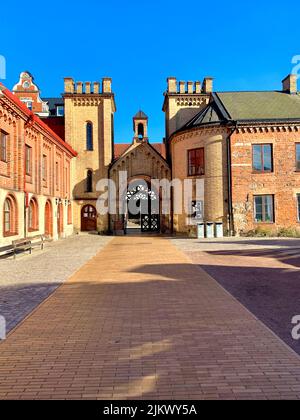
top-left (0, 234), bottom-right (112, 333)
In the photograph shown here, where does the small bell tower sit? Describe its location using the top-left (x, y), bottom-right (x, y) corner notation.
top-left (133, 110), bottom-right (149, 143)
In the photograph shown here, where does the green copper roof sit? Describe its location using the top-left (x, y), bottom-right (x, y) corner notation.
top-left (216, 91), bottom-right (300, 121)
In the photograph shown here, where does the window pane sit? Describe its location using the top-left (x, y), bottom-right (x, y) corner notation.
top-left (253, 145), bottom-right (262, 171)
top-left (25, 146), bottom-right (31, 174)
top-left (297, 195), bottom-right (300, 221)
top-left (86, 123), bottom-right (93, 151)
top-left (254, 196), bottom-right (263, 222)
top-left (296, 144), bottom-right (300, 170)
top-left (254, 195), bottom-right (273, 222)
top-left (263, 145), bottom-right (272, 172)
top-left (1, 132), bottom-right (7, 162)
top-left (264, 195), bottom-right (273, 222)
top-left (4, 199), bottom-right (11, 232)
top-left (188, 148), bottom-right (204, 176)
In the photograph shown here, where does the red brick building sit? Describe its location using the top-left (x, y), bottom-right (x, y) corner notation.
top-left (0, 81), bottom-right (77, 246)
top-left (169, 74), bottom-right (300, 235)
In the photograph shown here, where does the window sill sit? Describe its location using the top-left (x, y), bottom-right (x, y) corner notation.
top-left (252, 171), bottom-right (274, 175)
top-left (254, 221), bottom-right (275, 225)
top-left (28, 228), bottom-right (39, 233)
top-left (3, 232), bottom-right (18, 237)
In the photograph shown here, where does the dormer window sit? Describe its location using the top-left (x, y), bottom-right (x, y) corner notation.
top-left (20, 99), bottom-right (33, 111)
top-left (56, 105), bottom-right (64, 117)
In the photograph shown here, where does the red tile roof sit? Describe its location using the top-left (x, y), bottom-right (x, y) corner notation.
top-left (0, 83), bottom-right (77, 157)
top-left (114, 142), bottom-right (166, 159)
top-left (41, 117), bottom-right (65, 140)
top-left (114, 144), bottom-right (131, 158)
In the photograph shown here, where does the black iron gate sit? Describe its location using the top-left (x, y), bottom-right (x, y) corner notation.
top-left (127, 183), bottom-right (160, 233)
top-left (141, 214), bottom-right (160, 233)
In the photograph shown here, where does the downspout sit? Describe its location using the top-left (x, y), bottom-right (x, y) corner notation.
top-left (24, 114), bottom-right (34, 238)
top-left (227, 122), bottom-right (238, 236)
top-left (24, 138), bottom-right (27, 238)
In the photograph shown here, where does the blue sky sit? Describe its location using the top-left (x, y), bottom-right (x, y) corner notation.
top-left (1, 0), bottom-right (300, 143)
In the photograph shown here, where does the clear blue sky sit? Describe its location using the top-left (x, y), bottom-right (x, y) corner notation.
top-left (1, 0), bottom-right (300, 143)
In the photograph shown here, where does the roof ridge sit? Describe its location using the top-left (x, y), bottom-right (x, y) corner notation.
top-left (1, 85), bottom-right (76, 156)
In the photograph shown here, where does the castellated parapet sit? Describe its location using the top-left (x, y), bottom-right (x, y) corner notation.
top-left (166, 77), bottom-right (213, 95)
top-left (64, 78), bottom-right (113, 95)
top-left (163, 76), bottom-right (213, 143)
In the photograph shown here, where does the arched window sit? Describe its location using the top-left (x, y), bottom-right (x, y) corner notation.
top-left (3, 195), bottom-right (17, 236)
top-left (86, 169), bottom-right (93, 193)
top-left (86, 122), bottom-right (93, 151)
top-left (28, 198), bottom-right (38, 231)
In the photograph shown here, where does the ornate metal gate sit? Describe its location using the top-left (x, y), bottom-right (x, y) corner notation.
top-left (127, 184), bottom-right (160, 233)
top-left (141, 214), bottom-right (160, 233)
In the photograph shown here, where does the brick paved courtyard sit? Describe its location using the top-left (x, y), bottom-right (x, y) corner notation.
top-left (0, 236), bottom-right (300, 400)
top-left (172, 237), bottom-right (300, 355)
top-left (0, 235), bottom-right (111, 332)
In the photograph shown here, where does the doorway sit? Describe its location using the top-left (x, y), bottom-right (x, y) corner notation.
top-left (45, 200), bottom-right (53, 237)
top-left (126, 183), bottom-right (160, 233)
top-left (81, 204), bottom-right (97, 232)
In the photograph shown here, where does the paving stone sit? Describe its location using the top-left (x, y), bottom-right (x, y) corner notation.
top-left (0, 236), bottom-right (300, 400)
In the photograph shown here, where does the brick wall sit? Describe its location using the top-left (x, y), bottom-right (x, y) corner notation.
top-left (231, 127), bottom-right (300, 234)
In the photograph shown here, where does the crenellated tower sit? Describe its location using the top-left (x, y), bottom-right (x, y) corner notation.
top-left (162, 76), bottom-right (213, 144)
top-left (64, 77), bottom-right (116, 233)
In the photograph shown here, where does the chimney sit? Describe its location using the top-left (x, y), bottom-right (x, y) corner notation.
top-left (167, 77), bottom-right (177, 93)
top-left (282, 74), bottom-right (297, 94)
top-left (202, 77), bottom-right (214, 94)
top-left (102, 77), bottom-right (112, 93)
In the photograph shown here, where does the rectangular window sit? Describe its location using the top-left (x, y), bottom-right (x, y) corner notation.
top-left (25, 145), bottom-right (32, 175)
top-left (297, 194), bottom-right (300, 222)
top-left (56, 105), bottom-right (64, 117)
top-left (0, 130), bottom-right (8, 162)
top-left (188, 148), bottom-right (205, 176)
top-left (254, 195), bottom-right (274, 223)
top-left (42, 155), bottom-right (47, 181)
top-left (253, 144), bottom-right (273, 172)
top-left (296, 144), bottom-right (300, 171)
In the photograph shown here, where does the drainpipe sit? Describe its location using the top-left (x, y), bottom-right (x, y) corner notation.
top-left (226, 122), bottom-right (237, 236)
top-left (24, 114), bottom-right (34, 238)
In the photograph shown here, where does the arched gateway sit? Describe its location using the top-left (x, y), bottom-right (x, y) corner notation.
top-left (109, 111), bottom-right (171, 234)
top-left (126, 182), bottom-right (160, 233)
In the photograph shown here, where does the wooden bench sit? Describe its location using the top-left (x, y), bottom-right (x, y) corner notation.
top-left (12, 235), bottom-right (46, 259)
top-left (12, 238), bottom-right (32, 259)
top-left (0, 244), bottom-right (14, 259)
top-left (30, 235), bottom-right (45, 251)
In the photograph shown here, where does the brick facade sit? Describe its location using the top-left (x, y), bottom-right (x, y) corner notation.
top-left (231, 127), bottom-right (300, 234)
top-left (0, 83), bottom-right (76, 246)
